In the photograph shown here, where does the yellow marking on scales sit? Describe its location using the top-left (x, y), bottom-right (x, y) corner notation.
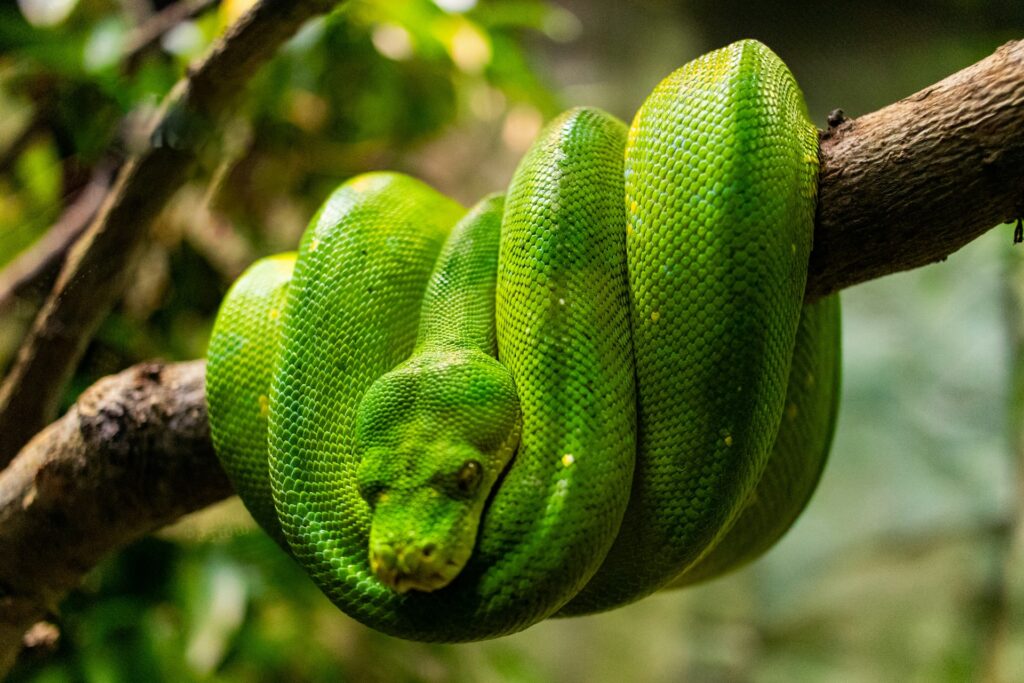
top-left (626, 121), bottom-right (640, 148)
top-left (268, 308), bottom-right (280, 321)
top-left (650, 310), bottom-right (660, 323)
top-left (258, 394), bottom-right (270, 417)
top-left (269, 254), bottom-right (294, 274)
top-left (310, 238), bottom-right (321, 252)
top-left (561, 453), bottom-right (575, 467)
top-left (724, 434), bottom-right (733, 447)
top-left (350, 175), bottom-right (377, 192)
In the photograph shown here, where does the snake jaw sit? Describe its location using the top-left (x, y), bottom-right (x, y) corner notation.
top-left (369, 540), bottom-right (464, 593)
top-left (365, 485), bottom-right (483, 593)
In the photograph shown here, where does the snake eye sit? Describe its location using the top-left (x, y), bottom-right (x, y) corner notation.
top-left (358, 479), bottom-right (386, 506)
top-left (455, 460), bottom-right (483, 496)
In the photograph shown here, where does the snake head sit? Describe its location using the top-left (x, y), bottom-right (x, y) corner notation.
top-left (354, 348), bottom-right (521, 593)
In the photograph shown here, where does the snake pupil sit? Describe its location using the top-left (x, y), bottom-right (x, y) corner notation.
top-left (455, 460), bottom-right (483, 495)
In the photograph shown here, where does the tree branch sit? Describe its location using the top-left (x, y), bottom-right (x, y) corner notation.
top-left (0, 0), bottom-right (342, 466)
top-left (0, 360), bottom-right (228, 676)
top-left (809, 39), bottom-right (1024, 300)
top-left (0, 35), bottom-right (1022, 679)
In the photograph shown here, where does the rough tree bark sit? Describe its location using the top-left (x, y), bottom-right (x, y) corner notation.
top-left (809, 39), bottom-right (1024, 300)
top-left (0, 362), bottom-right (226, 675)
top-left (0, 35), bottom-right (1022, 681)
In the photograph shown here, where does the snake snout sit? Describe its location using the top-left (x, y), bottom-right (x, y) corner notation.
top-left (370, 540), bottom-right (455, 593)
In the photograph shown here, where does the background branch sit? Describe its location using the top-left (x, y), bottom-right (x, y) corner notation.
top-left (0, 0), bottom-right (238, 325)
top-left (0, 167), bottom-right (113, 314)
top-left (0, 34), bottom-right (1022, 681)
top-left (0, 0), bottom-right (341, 466)
top-left (121, 0), bottom-right (221, 71)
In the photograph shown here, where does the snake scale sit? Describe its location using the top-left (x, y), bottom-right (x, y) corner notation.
top-left (206, 40), bottom-right (841, 641)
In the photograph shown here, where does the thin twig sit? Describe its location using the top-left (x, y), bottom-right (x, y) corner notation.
top-left (121, 0), bottom-right (221, 71)
top-left (0, 167), bottom-right (114, 313)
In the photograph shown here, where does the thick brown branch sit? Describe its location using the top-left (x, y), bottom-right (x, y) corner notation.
top-left (0, 360), bottom-right (229, 676)
top-left (809, 39), bottom-right (1024, 300)
top-left (0, 0), bottom-right (342, 466)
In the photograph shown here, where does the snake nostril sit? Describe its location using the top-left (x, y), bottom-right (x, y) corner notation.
top-left (421, 543), bottom-right (436, 559)
top-left (373, 544), bottom-right (397, 570)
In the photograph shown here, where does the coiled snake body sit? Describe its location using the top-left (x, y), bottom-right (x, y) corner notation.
top-left (207, 40), bottom-right (841, 641)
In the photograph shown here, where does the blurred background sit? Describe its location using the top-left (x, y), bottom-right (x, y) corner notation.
top-left (2, 0), bottom-right (1024, 680)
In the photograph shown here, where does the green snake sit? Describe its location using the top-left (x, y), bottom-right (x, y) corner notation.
top-left (206, 40), bottom-right (841, 641)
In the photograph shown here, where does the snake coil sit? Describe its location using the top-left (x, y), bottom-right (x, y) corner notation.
top-left (207, 40), bottom-right (841, 642)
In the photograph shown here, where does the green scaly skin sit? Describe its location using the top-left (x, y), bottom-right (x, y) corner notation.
top-left (206, 39), bottom-right (841, 641)
top-left (672, 295), bottom-right (841, 587)
top-left (207, 253), bottom-right (295, 550)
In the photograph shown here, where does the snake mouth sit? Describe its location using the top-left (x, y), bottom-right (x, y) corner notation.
top-left (370, 542), bottom-right (465, 593)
